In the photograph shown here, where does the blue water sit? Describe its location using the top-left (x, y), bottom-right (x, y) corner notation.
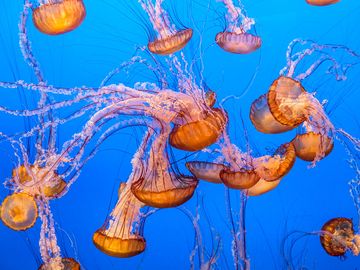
top-left (0, 0), bottom-right (360, 269)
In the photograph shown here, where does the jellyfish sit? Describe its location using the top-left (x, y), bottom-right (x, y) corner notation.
top-left (320, 217), bottom-right (360, 256)
top-left (138, 0), bottom-right (193, 55)
top-left (186, 161), bottom-right (229, 184)
top-left (216, 0), bottom-right (261, 54)
top-left (38, 258), bottom-right (81, 270)
top-left (32, 0), bottom-right (86, 35)
top-left (93, 183), bottom-right (146, 258)
top-left (0, 192), bottom-right (38, 231)
top-left (250, 39), bottom-right (360, 163)
top-left (306, 0), bottom-right (340, 6)
top-left (131, 127), bottom-right (198, 208)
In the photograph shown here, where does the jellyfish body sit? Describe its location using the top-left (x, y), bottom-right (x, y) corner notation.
top-left (250, 94), bottom-right (294, 134)
top-left (38, 258), bottom-right (80, 270)
top-left (216, 32), bottom-right (261, 54)
top-left (292, 132), bottom-right (334, 161)
top-left (220, 169), bottom-right (260, 189)
top-left (267, 76), bottom-right (307, 127)
top-left (253, 143), bottom-right (296, 182)
top-left (32, 0), bottom-right (86, 35)
top-left (169, 109), bottom-right (227, 151)
top-left (93, 185), bottom-right (146, 257)
top-left (245, 178), bottom-right (282, 196)
top-left (0, 192), bottom-right (38, 231)
top-left (306, 0), bottom-right (340, 6)
top-left (12, 165), bottom-right (67, 198)
top-left (186, 161), bottom-right (228, 184)
top-left (320, 217), bottom-right (354, 256)
top-left (148, 29), bottom-right (193, 55)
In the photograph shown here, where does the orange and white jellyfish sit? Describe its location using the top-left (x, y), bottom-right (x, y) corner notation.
top-left (131, 127), bottom-right (198, 208)
top-left (320, 217), bottom-right (360, 256)
top-left (32, 0), bottom-right (86, 35)
top-left (138, 0), bottom-right (192, 55)
top-left (93, 183), bottom-right (146, 258)
top-left (216, 0), bottom-right (261, 54)
top-left (306, 0), bottom-right (340, 6)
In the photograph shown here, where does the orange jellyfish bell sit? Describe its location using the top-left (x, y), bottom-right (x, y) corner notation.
top-left (245, 177), bottom-right (282, 196)
top-left (220, 169), bottom-right (260, 190)
top-left (186, 161), bottom-right (229, 184)
top-left (32, 0), bottom-right (86, 35)
top-left (253, 143), bottom-right (296, 182)
top-left (292, 132), bottom-right (334, 162)
top-left (93, 230), bottom-right (146, 258)
top-left (148, 29), bottom-right (193, 55)
top-left (320, 217), bottom-right (354, 256)
top-left (306, 0), bottom-right (340, 6)
top-left (13, 165), bottom-right (67, 198)
top-left (250, 94), bottom-right (294, 134)
top-left (131, 174), bottom-right (198, 208)
top-left (215, 32), bottom-right (261, 54)
top-left (38, 258), bottom-right (80, 270)
top-left (169, 108), bottom-right (227, 151)
top-left (267, 76), bottom-right (307, 127)
top-left (0, 192), bottom-right (38, 231)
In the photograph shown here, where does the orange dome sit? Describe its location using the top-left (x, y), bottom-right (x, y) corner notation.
top-left (148, 29), bottom-right (193, 55)
top-left (32, 0), bottom-right (86, 35)
top-left (306, 0), bottom-right (340, 6)
top-left (38, 258), bottom-right (80, 270)
top-left (220, 169), bottom-right (260, 190)
top-left (186, 161), bottom-right (228, 184)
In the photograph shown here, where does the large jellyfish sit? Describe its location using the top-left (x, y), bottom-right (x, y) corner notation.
top-left (216, 0), bottom-right (261, 54)
top-left (250, 39), bottom-right (360, 164)
top-left (32, 0), bottom-right (86, 35)
top-left (138, 0), bottom-right (193, 55)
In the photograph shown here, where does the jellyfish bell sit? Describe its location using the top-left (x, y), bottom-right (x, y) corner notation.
top-left (131, 173), bottom-right (198, 208)
top-left (12, 165), bottom-right (67, 199)
top-left (0, 192), bottom-right (38, 231)
top-left (250, 94), bottom-right (294, 134)
top-left (267, 76), bottom-right (307, 127)
top-left (253, 143), bottom-right (296, 182)
top-left (245, 177), bottom-right (282, 196)
top-left (292, 132), bottom-right (334, 162)
top-left (148, 28), bottom-right (193, 55)
top-left (320, 217), bottom-right (354, 256)
top-left (306, 0), bottom-right (340, 6)
top-left (93, 230), bottom-right (146, 258)
top-left (32, 0), bottom-right (86, 35)
top-left (220, 168), bottom-right (260, 190)
top-left (215, 32), bottom-right (261, 54)
top-left (38, 257), bottom-right (80, 270)
top-left (186, 161), bottom-right (228, 184)
top-left (169, 108), bottom-right (227, 151)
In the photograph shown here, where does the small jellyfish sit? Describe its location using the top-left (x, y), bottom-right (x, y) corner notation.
top-left (93, 184), bottom-right (146, 257)
top-left (292, 132), bottom-right (334, 162)
top-left (216, 0), bottom-right (261, 54)
top-left (186, 161), bottom-right (229, 184)
top-left (139, 0), bottom-right (193, 55)
top-left (32, 0), bottom-right (86, 35)
top-left (320, 217), bottom-right (355, 256)
top-left (253, 143), bottom-right (296, 182)
top-left (169, 108), bottom-right (227, 151)
top-left (131, 128), bottom-right (198, 208)
top-left (306, 0), bottom-right (340, 6)
top-left (220, 168), bottom-right (260, 189)
top-left (0, 192), bottom-right (38, 231)
top-left (38, 258), bottom-right (80, 270)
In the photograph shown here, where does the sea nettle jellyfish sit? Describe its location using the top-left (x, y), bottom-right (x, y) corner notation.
top-left (138, 0), bottom-right (193, 55)
top-left (320, 217), bottom-right (360, 256)
top-left (250, 39), bottom-right (360, 163)
top-left (32, 0), bottom-right (86, 35)
top-left (93, 183), bottom-right (146, 257)
top-left (216, 0), bottom-right (261, 54)
top-left (186, 161), bottom-right (228, 184)
top-left (0, 192), bottom-right (38, 231)
top-left (131, 127), bottom-right (198, 208)
top-left (306, 0), bottom-right (340, 6)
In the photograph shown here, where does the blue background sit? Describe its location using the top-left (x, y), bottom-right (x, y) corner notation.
top-left (0, 0), bottom-right (360, 269)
